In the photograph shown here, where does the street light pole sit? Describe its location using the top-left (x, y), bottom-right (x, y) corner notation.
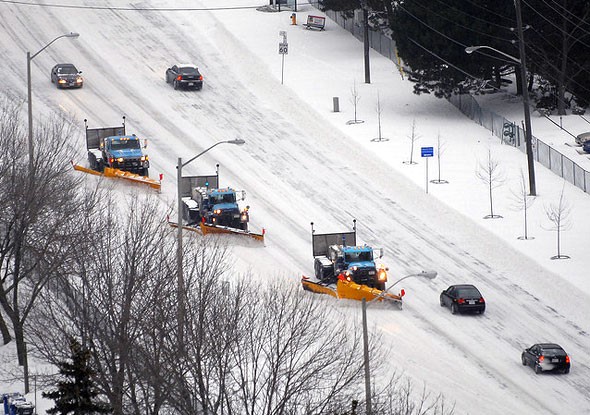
top-left (176, 139), bottom-right (245, 348)
top-left (361, 271), bottom-right (437, 415)
top-left (465, 41), bottom-right (537, 196)
top-left (27, 32), bottom-right (79, 174)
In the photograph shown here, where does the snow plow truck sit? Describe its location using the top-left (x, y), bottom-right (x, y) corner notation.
top-left (72, 117), bottom-right (161, 190)
top-left (172, 165), bottom-right (264, 242)
top-left (301, 220), bottom-right (402, 306)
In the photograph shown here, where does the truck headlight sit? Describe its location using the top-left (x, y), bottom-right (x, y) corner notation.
top-left (214, 209), bottom-right (222, 215)
top-left (116, 157), bottom-right (124, 163)
top-left (378, 269), bottom-right (387, 281)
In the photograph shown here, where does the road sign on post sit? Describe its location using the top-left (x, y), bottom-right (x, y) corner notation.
top-left (279, 31), bottom-right (289, 85)
top-left (421, 147), bottom-right (434, 157)
top-left (421, 147), bottom-right (434, 193)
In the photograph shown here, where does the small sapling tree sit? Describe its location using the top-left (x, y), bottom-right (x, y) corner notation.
top-left (510, 169), bottom-right (535, 240)
top-left (431, 131), bottom-right (448, 184)
top-left (346, 80), bottom-right (364, 125)
top-left (403, 120), bottom-right (420, 164)
top-left (476, 149), bottom-right (505, 219)
top-left (371, 92), bottom-right (389, 142)
top-left (544, 182), bottom-right (571, 259)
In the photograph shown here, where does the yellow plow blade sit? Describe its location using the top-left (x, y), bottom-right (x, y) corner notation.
top-left (72, 164), bottom-right (161, 191)
top-left (199, 222), bottom-right (265, 242)
top-left (301, 276), bottom-right (402, 306)
top-left (168, 221), bottom-right (265, 242)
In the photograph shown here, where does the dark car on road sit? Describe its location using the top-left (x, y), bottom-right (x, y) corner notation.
top-left (440, 284), bottom-right (485, 314)
top-left (522, 343), bottom-right (570, 374)
top-left (583, 140), bottom-right (590, 154)
top-left (165, 64), bottom-right (203, 90)
top-left (50, 63), bottom-right (83, 88)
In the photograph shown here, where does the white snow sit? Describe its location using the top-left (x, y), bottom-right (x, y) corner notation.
top-left (1, 0), bottom-right (589, 413)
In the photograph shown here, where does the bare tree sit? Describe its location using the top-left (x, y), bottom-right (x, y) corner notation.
top-left (544, 182), bottom-right (571, 259)
top-left (403, 120), bottom-right (420, 165)
top-left (0, 93), bottom-right (88, 393)
top-left (371, 92), bottom-right (389, 142)
top-left (510, 169), bottom-right (535, 240)
top-left (29, 192), bottom-right (179, 415)
top-left (431, 132), bottom-right (448, 184)
top-left (476, 149), bottom-right (505, 219)
top-left (346, 80), bottom-right (364, 125)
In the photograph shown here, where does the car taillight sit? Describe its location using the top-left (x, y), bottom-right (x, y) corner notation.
top-left (479, 297), bottom-right (485, 303)
top-left (176, 75), bottom-right (182, 81)
top-left (539, 355), bottom-right (544, 363)
top-left (565, 355), bottom-right (570, 363)
top-left (457, 298), bottom-right (465, 304)
top-left (198, 75), bottom-right (203, 80)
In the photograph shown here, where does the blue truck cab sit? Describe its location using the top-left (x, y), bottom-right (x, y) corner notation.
top-left (101, 135), bottom-right (149, 176)
top-left (85, 118), bottom-right (150, 177)
top-left (328, 244), bottom-right (387, 289)
top-left (203, 188), bottom-right (249, 230)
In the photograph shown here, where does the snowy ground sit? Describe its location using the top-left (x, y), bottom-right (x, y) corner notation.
top-left (1, 1), bottom-right (589, 414)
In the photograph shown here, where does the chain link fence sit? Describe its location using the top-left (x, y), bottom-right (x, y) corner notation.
top-left (449, 94), bottom-right (590, 194)
top-left (315, 2), bottom-right (590, 194)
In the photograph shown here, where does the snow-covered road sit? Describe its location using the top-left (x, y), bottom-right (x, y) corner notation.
top-left (2, 1), bottom-right (589, 413)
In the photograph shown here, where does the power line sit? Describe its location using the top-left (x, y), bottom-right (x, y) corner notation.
top-left (0, 0), bottom-right (263, 11)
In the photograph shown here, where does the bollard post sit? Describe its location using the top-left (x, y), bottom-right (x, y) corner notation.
top-left (291, 13), bottom-right (297, 25)
top-left (333, 97), bottom-right (340, 112)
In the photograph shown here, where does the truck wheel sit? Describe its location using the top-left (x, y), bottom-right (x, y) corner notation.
top-left (376, 282), bottom-right (386, 291)
top-left (141, 168), bottom-right (149, 177)
top-left (173, 80), bottom-right (179, 90)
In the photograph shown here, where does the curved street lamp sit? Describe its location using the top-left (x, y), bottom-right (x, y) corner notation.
top-left (362, 270), bottom-right (437, 415)
top-left (27, 32), bottom-right (80, 173)
top-left (176, 138), bottom-right (246, 347)
top-left (465, 2), bottom-right (536, 196)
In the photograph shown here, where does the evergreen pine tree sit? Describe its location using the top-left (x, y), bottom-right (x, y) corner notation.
top-left (43, 338), bottom-right (111, 415)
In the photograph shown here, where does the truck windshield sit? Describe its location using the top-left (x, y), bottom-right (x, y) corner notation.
top-left (111, 139), bottom-right (140, 150)
top-left (345, 251), bottom-right (373, 262)
top-left (210, 194), bottom-right (236, 204)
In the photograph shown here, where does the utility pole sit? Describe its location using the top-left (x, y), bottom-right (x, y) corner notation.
top-left (514, 0), bottom-right (537, 196)
top-left (361, 1), bottom-right (370, 84)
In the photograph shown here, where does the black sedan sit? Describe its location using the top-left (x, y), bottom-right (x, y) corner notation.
top-left (165, 64), bottom-right (203, 90)
top-left (50, 63), bottom-right (83, 88)
top-left (522, 343), bottom-right (570, 374)
top-left (440, 284), bottom-right (485, 314)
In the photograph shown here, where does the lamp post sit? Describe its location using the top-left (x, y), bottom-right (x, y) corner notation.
top-left (361, 270), bottom-right (437, 415)
top-left (176, 139), bottom-right (245, 347)
top-left (27, 32), bottom-right (79, 173)
top-left (465, 41), bottom-right (536, 196)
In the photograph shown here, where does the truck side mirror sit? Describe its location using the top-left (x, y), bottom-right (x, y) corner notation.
top-left (143, 139), bottom-right (148, 149)
top-left (241, 190), bottom-right (246, 200)
top-left (378, 248), bottom-right (384, 258)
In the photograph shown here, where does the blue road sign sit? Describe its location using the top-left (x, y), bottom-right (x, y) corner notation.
top-left (421, 146), bottom-right (434, 157)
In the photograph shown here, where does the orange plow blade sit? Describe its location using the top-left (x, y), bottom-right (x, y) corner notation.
top-left (199, 222), bottom-right (265, 242)
top-left (301, 276), bottom-right (402, 307)
top-left (72, 164), bottom-right (161, 191)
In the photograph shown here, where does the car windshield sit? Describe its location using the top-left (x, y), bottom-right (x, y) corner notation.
top-left (456, 288), bottom-right (481, 298)
top-left (58, 66), bottom-right (78, 74)
top-left (345, 251), bottom-right (372, 262)
top-left (179, 67), bottom-right (198, 74)
top-left (111, 139), bottom-right (140, 150)
top-left (210, 194), bottom-right (236, 204)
